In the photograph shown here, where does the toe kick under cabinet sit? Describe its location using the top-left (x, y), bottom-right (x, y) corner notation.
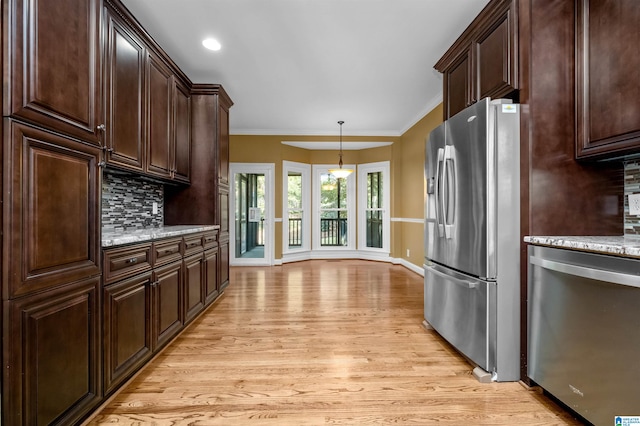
top-left (102, 229), bottom-right (220, 395)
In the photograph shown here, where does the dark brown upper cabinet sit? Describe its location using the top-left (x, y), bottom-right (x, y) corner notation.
top-left (442, 48), bottom-right (473, 118)
top-left (435, 0), bottom-right (518, 119)
top-left (575, 0), bottom-right (640, 159)
top-left (146, 54), bottom-right (174, 179)
top-left (104, 5), bottom-right (146, 172)
top-left (102, 0), bottom-right (191, 183)
top-left (3, 120), bottom-right (101, 299)
top-left (173, 79), bottom-right (192, 184)
top-left (4, 0), bottom-right (102, 144)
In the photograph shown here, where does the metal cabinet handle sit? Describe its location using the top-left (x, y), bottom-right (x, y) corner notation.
top-left (126, 257), bottom-right (138, 264)
top-left (97, 124), bottom-right (106, 131)
top-left (530, 256), bottom-right (640, 289)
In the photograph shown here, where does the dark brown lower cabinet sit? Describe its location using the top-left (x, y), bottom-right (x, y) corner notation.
top-left (152, 260), bottom-right (183, 348)
top-left (184, 252), bottom-right (205, 324)
top-left (219, 238), bottom-right (230, 291)
top-left (204, 248), bottom-right (219, 305)
top-left (99, 231), bottom-right (220, 415)
top-left (103, 272), bottom-right (153, 394)
top-left (3, 277), bottom-right (102, 426)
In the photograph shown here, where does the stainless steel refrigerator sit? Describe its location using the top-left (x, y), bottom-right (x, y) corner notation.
top-left (424, 98), bottom-right (520, 382)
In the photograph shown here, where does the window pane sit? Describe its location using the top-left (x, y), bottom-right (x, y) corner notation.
top-left (288, 173), bottom-right (302, 209)
top-left (368, 172), bottom-right (382, 208)
top-left (366, 210), bottom-right (383, 248)
top-left (320, 210), bottom-right (348, 246)
top-left (320, 173), bottom-right (348, 209)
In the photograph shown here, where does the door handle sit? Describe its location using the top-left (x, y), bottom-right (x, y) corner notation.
top-left (435, 148), bottom-right (445, 237)
top-left (443, 145), bottom-right (456, 239)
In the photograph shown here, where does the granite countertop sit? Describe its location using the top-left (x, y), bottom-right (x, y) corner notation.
top-left (524, 235), bottom-right (640, 259)
top-left (102, 225), bottom-right (219, 248)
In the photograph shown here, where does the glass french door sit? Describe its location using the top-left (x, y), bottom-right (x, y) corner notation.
top-left (229, 163), bottom-right (274, 266)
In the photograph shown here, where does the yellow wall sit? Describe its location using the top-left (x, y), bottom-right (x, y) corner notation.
top-left (229, 106), bottom-right (443, 268)
top-left (396, 104), bottom-right (443, 265)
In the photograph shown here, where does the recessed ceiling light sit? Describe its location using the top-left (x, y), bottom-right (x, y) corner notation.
top-left (202, 38), bottom-right (221, 51)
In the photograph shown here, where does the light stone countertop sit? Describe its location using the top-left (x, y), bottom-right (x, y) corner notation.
top-left (524, 235), bottom-right (640, 259)
top-left (102, 225), bottom-right (219, 248)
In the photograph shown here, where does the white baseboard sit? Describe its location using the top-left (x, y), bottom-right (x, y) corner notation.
top-left (278, 251), bottom-right (424, 277)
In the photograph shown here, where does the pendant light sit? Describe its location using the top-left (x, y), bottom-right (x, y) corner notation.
top-left (328, 120), bottom-right (353, 178)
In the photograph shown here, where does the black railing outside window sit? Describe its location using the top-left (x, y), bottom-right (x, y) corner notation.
top-left (320, 217), bottom-right (347, 246)
top-left (288, 217), bottom-right (302, 247)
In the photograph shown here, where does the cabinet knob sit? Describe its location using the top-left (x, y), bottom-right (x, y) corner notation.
top-left (126, 257), bottom-right (138, 264)
top-left (97, 161), bottom-right (106, 168)
top-left (96, 124), bottom-right (106, 132)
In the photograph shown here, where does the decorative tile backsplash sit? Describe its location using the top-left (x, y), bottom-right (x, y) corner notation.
top-left (102, 170), bottom-right (164, 231)
top-left (624, 160), bottom-right (640, 235)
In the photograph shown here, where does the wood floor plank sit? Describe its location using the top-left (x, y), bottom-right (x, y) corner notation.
top-left (86, 260), bottom-right (583, 425)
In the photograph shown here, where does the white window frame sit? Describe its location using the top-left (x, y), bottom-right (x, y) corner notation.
top-left (282, 161), bottom-right (311, 258)
top-left (357, 161), bottom-right (390, 256)
top-left (312, 164), bottom-right (356, 252)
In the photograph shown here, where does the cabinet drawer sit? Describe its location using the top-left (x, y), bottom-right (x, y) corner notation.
top-left (183, 233), bottom-right (204, 256)
top-left (203, 230), bottom-right (219, 249)
top-left (103, 244), bottom-right (152, 284)
top-left (153, 238), bottom-right (182, 267)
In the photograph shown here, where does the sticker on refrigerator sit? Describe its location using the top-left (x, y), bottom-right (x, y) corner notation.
top-left (502, 104), bottom-right (517, 113)
top-left (616, 416), bottom-right (640, 426)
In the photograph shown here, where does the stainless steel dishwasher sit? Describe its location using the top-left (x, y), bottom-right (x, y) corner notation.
top-left (528, 245), bottom-right (640, 426)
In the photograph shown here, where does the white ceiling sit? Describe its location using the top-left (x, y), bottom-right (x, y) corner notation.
top-left (120, 0), bottom-right (490, 136)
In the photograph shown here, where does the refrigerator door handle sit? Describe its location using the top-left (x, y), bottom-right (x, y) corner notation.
top-left (443, 145), bottom-right (456, 239)
top-left (435, 147), bottom-right (445, 237)
top-left (530, 255), bottom-right (640, 289)
top-left (425, 264), bottom-right (479, 289)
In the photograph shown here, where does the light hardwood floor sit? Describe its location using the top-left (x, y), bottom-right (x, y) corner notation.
top-left (86, 259), bottom-right (583, 425)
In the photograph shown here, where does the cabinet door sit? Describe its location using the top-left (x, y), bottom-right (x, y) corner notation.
top-left (146, 55), bottom-right (173, 179)
top-left (218, 104), bottom-right (230, 186)
top-left (104, 8), bottom-right (146, 171)
top-left (576, 0), bottom-right (640, 159)
top-left (6, 0), bottom-right (101, 144)
top-left (204, 248), bottom-right (219, 305)
top-left (152, 261), bottom-right (183, 349)
top-left (3, 120), bottom-right (101, 298)
top-left (3, 277), bottom-right (101, 426)
top-left (173, 80), bottom-right (191, 183)
top-left (474, 0), bottom-right (518, 101)
top-left (219, 238), bottom-right (230, 291)
top-left (183, 253), bottom-right (205, 323)
top-left (443, 50), bottom-right (473, 118)
top-left (103, 273), bottom-right (153, 394)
